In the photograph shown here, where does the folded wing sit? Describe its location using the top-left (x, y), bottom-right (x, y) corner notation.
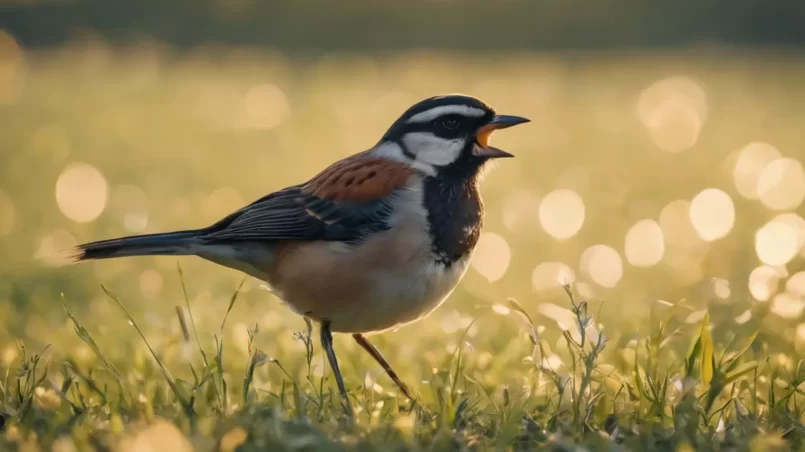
top-left (203, 156), bottom-right (414, 243)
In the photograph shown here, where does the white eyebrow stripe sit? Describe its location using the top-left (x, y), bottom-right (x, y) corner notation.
top-left (406, 105), bottom-right (486, 124)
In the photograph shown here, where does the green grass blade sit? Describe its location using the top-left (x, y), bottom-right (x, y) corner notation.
top-left (700, 312), bottom-right (713, 385)
top-left (177, 264), bottom-right (222, 408)
top-left (60, 294), bottom-right (123, 382)
top-left (101, 285), bottom-right (193, 411)
top-left (722, 361), bottom-right (759, 386)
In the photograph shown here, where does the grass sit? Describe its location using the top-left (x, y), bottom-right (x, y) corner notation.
top-left (2, 42), bottom-right (805, 450)
top-left (1, 274), bottom-right (803, 451)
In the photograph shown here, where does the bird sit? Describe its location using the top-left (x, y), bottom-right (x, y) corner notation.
top-left (71, 94), bottom-right (529, 416)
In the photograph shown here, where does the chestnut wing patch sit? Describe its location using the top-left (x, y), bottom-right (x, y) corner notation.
top-left (202, 157), bottom-right (413, 243)
top-left (303, 157), bottom-right (413, 202)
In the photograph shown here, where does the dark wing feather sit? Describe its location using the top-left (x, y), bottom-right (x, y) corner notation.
top-left (202, 156), bottom-right (414, 243)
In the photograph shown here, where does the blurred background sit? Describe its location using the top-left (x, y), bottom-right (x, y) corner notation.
top-left (1, 1), bottom-right (805, 378)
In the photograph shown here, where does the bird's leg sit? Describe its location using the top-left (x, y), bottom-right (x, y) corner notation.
top-left (321, 322), bottom-right (353, 417)
top-left (353, 333), bottom-right (415, 401)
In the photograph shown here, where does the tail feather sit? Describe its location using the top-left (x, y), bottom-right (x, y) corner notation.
top-left (72, 230), bottom-right (205, 261)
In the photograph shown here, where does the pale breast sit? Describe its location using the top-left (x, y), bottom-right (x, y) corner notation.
top-left (261, 177), bottom-right (472, 333)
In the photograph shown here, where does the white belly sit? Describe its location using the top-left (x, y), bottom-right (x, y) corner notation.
top-left (254, 229), bottom-right (472, 333)
top-left (326, 256), bottom-right (471, 333)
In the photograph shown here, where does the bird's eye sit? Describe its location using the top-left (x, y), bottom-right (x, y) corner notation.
top-left (441, 117), bottom-right (460, 130)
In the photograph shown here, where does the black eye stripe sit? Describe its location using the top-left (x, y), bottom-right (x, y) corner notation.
top-left (390, 110), bottom-right (492, 147)
top-left (399, 114), bottom-right (480, 139)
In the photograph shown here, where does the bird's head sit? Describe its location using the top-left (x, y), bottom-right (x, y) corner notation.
top-left (375, 94), bottom-right (529, 178)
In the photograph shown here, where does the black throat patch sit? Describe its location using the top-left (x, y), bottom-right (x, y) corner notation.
top-left (422, 171), bottom-right (484, 267)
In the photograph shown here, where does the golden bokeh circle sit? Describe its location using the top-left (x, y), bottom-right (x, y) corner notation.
top-left (689, 189), bottom-right (735, 241)
top-left (787, 272), bottom-right (805, 297)
top-left (55, 163), bottom-right (109, 223)
top-left (580, 244), bottom-right (623, 288)
top-left (748, 265), bottom-right (783, 302)
top-left (772, 213), bottom-right (805, 253)
top-left (539, 189), bottom-right (585, 240)
top-left (636, 76), bottom-right (707, 153)
top-left (757, 157), bottom-right (805, 211)
top-left (771, 292), bottom-right (805, 319)
top-left (471, 232), bottom-right (511, 282)
top-left (624, 219), bottom-right (665, 267)
top-left (733, 142), bottom-right (781, 200)
top-left (755, 220), bottom-right (799, 266)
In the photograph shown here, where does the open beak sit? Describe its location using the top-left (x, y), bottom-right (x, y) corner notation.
top-left (473, 114), bottom-right (530, 158)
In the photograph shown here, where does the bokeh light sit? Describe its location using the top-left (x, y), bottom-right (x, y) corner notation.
top-left (580, 245), bottom-right (623, 288)
top-left (772, 213), bottom-right (805, 253)
top-left (624, 219), bottom-right (665, 267)
top-left (735, 309), bottom-right (752, 325)
top-left (712, 277), bottom-right (731, 299)
top-left (0, 189), bottom-right (15, 236)
top-left (788, 272), bottom-right (805, 297)
top-left (55, 162), bottom-right (109, 223)
top-left (689, 189), bottom-right (735, 241)
top-left (539, 189), bottom-right (585, 240)
top-left (0, 29), bottom-right (25, 105)
top-left (471, 232), bottom-right (511, 282)
top-left (748, 265), bottom-right (784, 302)
top-left (636, 76), bottom-right (707, 153)
top-left (755, 219), bottom-right (799, 266)
top-left (732, 142), bottom-right (781, 200)
top-left (757, 157), bottom-right (805, 210)
top-left (238, 83), bottom-right (290, 129)
top-left (771, 292), bottom-right (805, 319)
top-left (532, 262), bottom-right (575, 292)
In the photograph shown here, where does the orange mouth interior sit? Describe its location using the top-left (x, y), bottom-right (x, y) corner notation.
top-left (475, 124), bottom-right (496, 147)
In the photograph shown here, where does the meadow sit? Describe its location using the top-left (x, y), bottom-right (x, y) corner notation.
top-left (1, 35), bottom-right (805, 450)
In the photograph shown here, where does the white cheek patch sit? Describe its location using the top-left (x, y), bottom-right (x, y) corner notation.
top-left (371, 141), bottom-right (407, 162)
top-left (403, 132), bottom-right (465, 168)
top-left (407, 105), bottom-right (485, 124)
top-left (371, 140), bottom-right (439, 176)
